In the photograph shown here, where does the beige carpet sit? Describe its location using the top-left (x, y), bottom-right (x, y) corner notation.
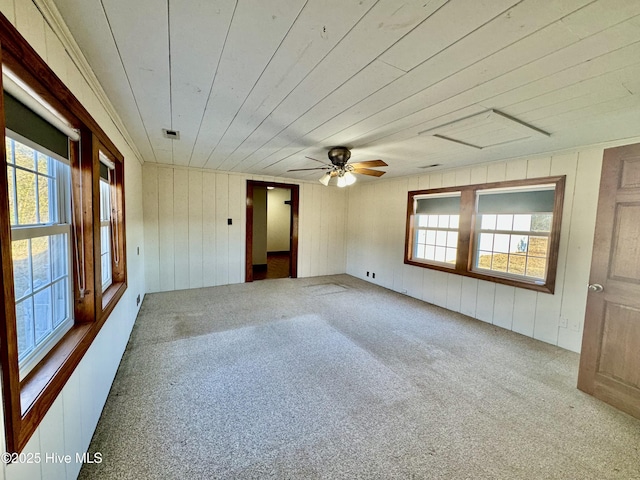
top-left (80, 275), bottom-right (640, 479)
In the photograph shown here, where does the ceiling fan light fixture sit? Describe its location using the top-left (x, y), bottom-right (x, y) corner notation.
top-left (343, 170), bottom-right (356, 186)
top-left (319, 172), bottom-right (331, 186)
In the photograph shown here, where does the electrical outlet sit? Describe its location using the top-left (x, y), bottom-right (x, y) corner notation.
top-left (372, 273), bottom-right (376, 279)
top-left (227, 218), bottom-right (232, 225)
top-left (137, 246), bottom-right (140, 255)
top-left (366, 271), bottom-right (369, 277)
top-left (136, 294), bottom-right (140, 306)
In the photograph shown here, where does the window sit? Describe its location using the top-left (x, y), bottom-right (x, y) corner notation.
top-left (99, 158), bottom-right (113, 291)
top-left (0, 14), bottom-right (127, 454)
top-left (412, 193), bottom-right (460, 266)
top-left (95, 143), bottom-right (126, 312)
top-left (474, 185), bottom-right (556, 282)
top-left (6, 135), bottom-right (73, 377)
top-left (405, 176), bottom-right (565, 293)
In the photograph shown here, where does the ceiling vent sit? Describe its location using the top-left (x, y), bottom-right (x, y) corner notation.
top-left (162, 129), bottom-right (180, 140)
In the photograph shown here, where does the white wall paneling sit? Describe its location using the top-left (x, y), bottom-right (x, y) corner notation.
top-left (173, 169), bottom-right (190, 290)
top-left (143, 168), bottom-right (348, 291)
top-left (188, 171), bottom-right (204, 289)
top-left (202, 172), bottom-right (217, 287)
top-left (346, 145), bottom-right (607, 353)
top-left (157, 168), bottom-right (176, 292)
top-left (228, 175), bottom-right (244, 285)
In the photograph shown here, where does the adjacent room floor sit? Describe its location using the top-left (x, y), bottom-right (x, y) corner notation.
top-left (80, 275), bottom-right (640, 479)
top-left (253, 252), bottom-right (291, 280)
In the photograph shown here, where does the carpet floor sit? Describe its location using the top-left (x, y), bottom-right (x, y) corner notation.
top-left (79, 275), bottom-right (640, 479)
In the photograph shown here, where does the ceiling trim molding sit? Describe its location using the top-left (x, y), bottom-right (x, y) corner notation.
top-left (33, 0), bottom-right (145, 166)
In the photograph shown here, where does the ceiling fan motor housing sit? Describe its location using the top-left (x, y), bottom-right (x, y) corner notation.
top-left (328, 146), bottom-right (351, 167)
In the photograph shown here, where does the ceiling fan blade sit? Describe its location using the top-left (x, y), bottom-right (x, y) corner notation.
top-left (349, 159), bottom-right (387, 168)
top-left (353, 168), bottom-right (386, 177)
top-left (305, 156), bottom-right (330, 166)
top-left (287, 166), bottom-right (331, 172)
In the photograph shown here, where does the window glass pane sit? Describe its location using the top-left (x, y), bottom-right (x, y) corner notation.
top-left (32, 236), bottom-right (52, 287)
top-left (447, 231), bottom-right (458, 248)
top-left (434, 246), bottom-right (446, 262)
top-left (5, 137), bottom-right (14, 164)
top-left (16, 298), bottom-right (34, 361)
top-left (477, 251), bottom-right (493, 270)
top-left (14, 142), bottom-right (35, 170)
top-left (52, 279), bottom-right (68, 328)
top-left (531, 214), bottom-right (552, 232)
top-left (450, 215), bottom-right (459, 229)
top-left (425, 245), bottom-right (435, 260)
top-left (478, 233), bottom-right (493, 251)
top-left (51, 234), bottom-right (68, 280)
top-left (526, 257), bottom-right (546, 279)
top-left (494, 234), bottom-right (510, 253)
top-left (100, 180), bottom-right (111, 222)
top-left (528, 236), bottom-right (549, 257)
top-left (507, 255), bottom-right (527, 275)
top-left (513, 236), bottom-right (529, 254)
top-left (445, 247), bottom-right (457, 264)
top-left (427, 215), bottom-right (438, 228)
top-left (417, 215), bottom-right (428, 227)
top-left (435, 230), bottom-right (447, 246)
top-left (491, 256), bottom-right (508, 272)
top-left (496, 214), bottom-right (513, 231)
top-left (513, 214), bottom-right (532, 232)
top-left (101, 225), bottom-right (111, 253)
top-left (12, 240), bottom-right (31, 300)
top-left (38, 175), bottom-right (51, 223)
top-left (34, 286), bottom-right (52, 344)
top-left (438, 215), bottom-right (449, 228)
top-left (8, 166), bottom-right (16, 225)
top-left (481, 214), bottom-right (496, 230)
top-left (417, 244), bottom-right (425, 259)
top-left (36, 152), bottom-right (49, 174)
top-left (417, 229), bottom-right (426, 244)
top-left (16, 168), bottom-right (37, 225)
top-left (426, 230), bottom-right (436, 244)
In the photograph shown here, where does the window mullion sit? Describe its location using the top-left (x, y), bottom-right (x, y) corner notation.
top-left (457, 189), bottom-right (475, 273)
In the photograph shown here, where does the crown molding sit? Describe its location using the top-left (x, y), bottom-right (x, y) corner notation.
top-left (33, 0), bottom-right (145, 166)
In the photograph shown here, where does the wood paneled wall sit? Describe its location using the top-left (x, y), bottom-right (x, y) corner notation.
top-left (143, 164), bottom-right (348, 292)
top-left (346, 150), bottom-right (604, 353)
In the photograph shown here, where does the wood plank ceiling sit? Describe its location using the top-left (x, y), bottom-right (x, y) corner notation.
top-left (52, 0), bottom-right (640, 181)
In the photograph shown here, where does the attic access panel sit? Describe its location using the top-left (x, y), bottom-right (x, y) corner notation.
top-left (418, 109), bottom-right (550, 150)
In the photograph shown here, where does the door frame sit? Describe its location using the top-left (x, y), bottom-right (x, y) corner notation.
top-left (245, 180), bottom-right (299, 282)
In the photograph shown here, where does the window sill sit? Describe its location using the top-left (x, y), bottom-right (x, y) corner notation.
top-left (404, 258), bottom-right (555, 294)
top-left (13, 322), bottom-right (92, 451)
top-left (100, 281), bottom-right (127, 323)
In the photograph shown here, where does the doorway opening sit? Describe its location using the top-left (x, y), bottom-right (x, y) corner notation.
top-left (246, 181), bottom-right (299, 282)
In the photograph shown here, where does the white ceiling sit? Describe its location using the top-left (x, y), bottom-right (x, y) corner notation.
top-left (52, 0), bottom-right (640, 181)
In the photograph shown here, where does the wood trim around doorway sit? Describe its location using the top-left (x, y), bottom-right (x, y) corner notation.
top-left (245, 181), bottom-right (299, 282)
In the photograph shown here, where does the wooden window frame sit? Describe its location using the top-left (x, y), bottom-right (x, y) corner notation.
top-left (0, 13), bottom-right (127, 453)
top-left (405, 176), bottom-right (565, 294)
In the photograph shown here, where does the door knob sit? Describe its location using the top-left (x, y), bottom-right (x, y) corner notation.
top-left (588, 283), bottom-right (604, 292)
